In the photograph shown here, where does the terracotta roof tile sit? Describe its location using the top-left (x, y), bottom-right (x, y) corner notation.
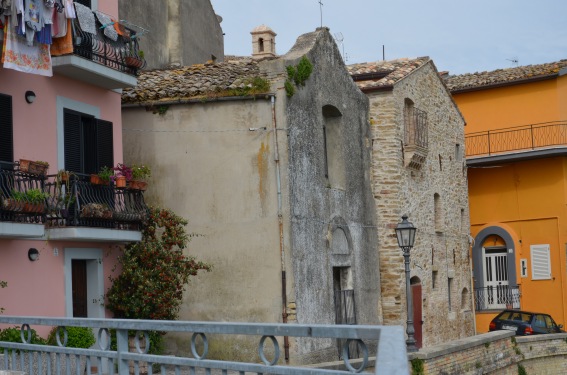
top-left (122, 58), bottom-right (274, 104)
top-left (445, 60), bottom-right (567, 92)
top-left (347, 57), bottom-right (430, 90)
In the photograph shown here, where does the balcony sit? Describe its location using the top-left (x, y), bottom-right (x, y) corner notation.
top-left (52, 18), bottom-right (147, 90)
top-left (0, 162), bottom-right (147, 242)
top-left (465, 121), bottom-right (567, 166)
top-left (474, 285), bottom-right (520, 312)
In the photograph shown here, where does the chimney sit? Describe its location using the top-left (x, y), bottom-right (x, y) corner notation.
top-left (251, 25), bottom-right (276, 58)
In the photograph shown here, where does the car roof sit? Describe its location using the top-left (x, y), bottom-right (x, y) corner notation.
top-left (499, 309), bottom-right (549, 316)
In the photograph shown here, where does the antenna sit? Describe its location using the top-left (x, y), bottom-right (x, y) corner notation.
top-left (506, 57), bottom-right (519, 67)
top-left (318, 0), bottom-right (324, 28)
top-left (334, 32), bottom-right (346, 61)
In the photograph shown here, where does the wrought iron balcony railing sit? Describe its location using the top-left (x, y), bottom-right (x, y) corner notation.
top-left (465, 121), bottom-right (567, 157)
top-left (70, 18), bottom-right (146, 75)
top-left (474, 285), bottom-right (520, 312)
top-left (0, 162), bottom-right (147, 231)
top-left (0, 162), bottom-right (47, 224)
top-left (45, 173), bottom-right (148, 231)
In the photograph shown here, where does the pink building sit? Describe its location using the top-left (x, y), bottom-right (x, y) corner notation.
top-left (0, 0), bottom-right (147, 331)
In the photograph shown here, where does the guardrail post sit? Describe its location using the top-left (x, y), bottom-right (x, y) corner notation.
top-left (116, 329), bottom-right (129, 375)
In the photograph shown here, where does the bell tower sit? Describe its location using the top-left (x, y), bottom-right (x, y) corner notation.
top-left (251, 25), bottom-right (277, 58)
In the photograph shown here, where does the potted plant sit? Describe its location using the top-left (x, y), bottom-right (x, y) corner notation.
top-left (129, 164), bottom-right (151, 190)
top-left (19, 159), bottom-right (49, 176)
top-left (10, 188), bottom-right (49, 213)
top-left (91, 166), bottom-right (113, 185)
top-left (125, 49), bottom-right (144, 69)
top-left (80, 202), bottom-right (113, 219)
top-left (112, 163), bottom-right (133, 188)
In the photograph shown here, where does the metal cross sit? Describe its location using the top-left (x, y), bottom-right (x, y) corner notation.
top-left (318, 0), bottom-right (324, 28)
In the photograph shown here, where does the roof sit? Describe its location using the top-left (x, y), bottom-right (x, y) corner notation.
top-left (346, 57), bottom-right (430, 91)
top-left (251, 24), bottom-right (276, 34)
top-left (122, 58), bottom-right (274, 105)
top-left (445, 59), bottom-right (567, 93)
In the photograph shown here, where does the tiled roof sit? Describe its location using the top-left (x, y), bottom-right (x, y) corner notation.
top-left (445, 60), bottom-right (567, 92)
top-left (346, 57), bottom-right (430, 91)
top-left (122, 58), bottom-right (273, 105)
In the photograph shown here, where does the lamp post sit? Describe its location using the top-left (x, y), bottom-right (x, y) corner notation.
top-left (395, 215), bottom-right (418, 352)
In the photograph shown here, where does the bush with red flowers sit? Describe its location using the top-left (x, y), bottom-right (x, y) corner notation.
top-left (106, 207), bottom-right (211, 320)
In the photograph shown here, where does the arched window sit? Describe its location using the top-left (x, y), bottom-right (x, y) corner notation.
top-left (322, 105), bottom-right (345, 189)
top-left (258, 38), bottom-right (264, 52)
top-left (331, 227), bottom-right (349, 255)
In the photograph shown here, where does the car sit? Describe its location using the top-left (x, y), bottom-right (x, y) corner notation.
top-left (489, 309), bottom-right (565, 336)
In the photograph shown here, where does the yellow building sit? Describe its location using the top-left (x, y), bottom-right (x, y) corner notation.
top-left (446, 60), bottom-right (567, 333)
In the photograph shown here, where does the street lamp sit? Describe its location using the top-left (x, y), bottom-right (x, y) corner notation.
top-left (395, 215), bottom-right (418, 352)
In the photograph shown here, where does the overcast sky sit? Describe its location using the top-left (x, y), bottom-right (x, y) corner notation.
top-left (210, 0), bottom-right (567, 76)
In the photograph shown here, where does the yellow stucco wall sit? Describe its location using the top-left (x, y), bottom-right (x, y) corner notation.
top-left (453, 74), bottom-right (567, 333)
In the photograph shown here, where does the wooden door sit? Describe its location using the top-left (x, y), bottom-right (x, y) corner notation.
top-left (72, 259), bottom-right (88, 317)
top-left (412, 283), bottom-right (423, 349)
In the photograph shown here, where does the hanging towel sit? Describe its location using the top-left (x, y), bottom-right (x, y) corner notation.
top-left (50, 18), bottom-right (70, 55)
top-left (35, 23), bottom-right (50, 43)
top-left (73, 2), bottom-right (95, 34)
top-left (94, 10), bottom-right (117, 41)
top-left (2, 17), bottom-right (52, 76)
top-left (51, 4), bottom-right (65, 37)
top-left (63, 0), bottom-right (74, 18)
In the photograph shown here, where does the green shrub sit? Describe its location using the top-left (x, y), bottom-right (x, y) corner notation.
top-left (47, 326), bottom-right (96, 348)
top-left (410, 358), bottom-right (424, 375)
top-left (518, 363), bottom-right (528, 375)
top-left (0, 326), bottom-right (46, 352)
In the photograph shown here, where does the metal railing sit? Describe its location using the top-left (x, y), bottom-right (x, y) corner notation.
top-left (0, 162), bottom-right (147, 230)
top-left (334, 290), bottom-right (359, 360)
top-left (71, 18), bottom-right (146, 75)
top-left (404, 106), bottom-right (428, 149)
top-left (0, 316), bottom-right (409, 375)
top-left (474, 285), bottom-right (521, 312)
top-left (0, 161), bottom-right (47, 223)
top-left (44, 173), bottom-right (148, 230)
top-left (465, 121), bottom-right (567, 157)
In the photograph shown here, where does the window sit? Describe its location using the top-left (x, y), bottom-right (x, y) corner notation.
top-left (75, 0), bottom-right (92, 7)
top-left (403, 98), bottom-right (428, 148)
top-left (322, 105), bottom-right (345, 189)
top-left (64, 109), bottom-right (113, 174)
top-left (531, 244), bottom-right (551, 280)
top-left (0, 94), bottom-right (14, 164)
top-left (434, 193), bottom-right (443, 232)
top-left (258, 38), bottom-right (264, 52)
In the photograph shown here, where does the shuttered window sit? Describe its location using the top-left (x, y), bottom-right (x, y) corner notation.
top-left (75, 0), bottom-right (92, 8)
top-left (64, 109), bottom-right (113, 174)
top-left (0, 93), bottom-right (14, 165)
top-left (531, 244), bottom-right (551, 280)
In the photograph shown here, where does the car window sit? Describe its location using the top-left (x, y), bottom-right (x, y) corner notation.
top-left (534, 315), bottom-right (546, 328)
top-left (520, 313), bottom-right (531, 322)
top-left (498, 311), bottom-right (514, 320)
top-left (544, 315), bottom-right (555, 329)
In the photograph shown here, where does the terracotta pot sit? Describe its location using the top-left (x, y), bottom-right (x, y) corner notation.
top-left (115, 176), bottom-right (127, 188)
top-left (128, 180), bottom-right (147, 191)
top-left (125, 56), bottom-right (143, 69)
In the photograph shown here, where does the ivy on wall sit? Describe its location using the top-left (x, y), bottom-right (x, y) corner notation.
top-left (285, 56), bottom-right (313, 97)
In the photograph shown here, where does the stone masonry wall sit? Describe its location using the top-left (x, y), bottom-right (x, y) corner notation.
top-left (407, 331), bottom-right (567, 375)
top-left (368, 61), bottom-right (474, 347)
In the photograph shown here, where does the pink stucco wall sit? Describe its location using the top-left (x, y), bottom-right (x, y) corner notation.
top-left (0, 70), bottom-right (123, 170)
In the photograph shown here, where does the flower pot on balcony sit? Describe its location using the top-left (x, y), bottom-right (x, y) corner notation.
top-left (23, 202), bottom-right (45, 213)
top-left (128, 180), bottom-right (147, 191)
top-left (19, 159), bottom-right (49, 176)
top-left (3, 198), bottom-right (22, 212)
top-left (125, 56), bottom-right (143, 69)
top-left (115, 176), bottom-right (127, 188)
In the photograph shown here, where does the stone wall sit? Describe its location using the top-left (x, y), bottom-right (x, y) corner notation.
top-left (119, 0), bottom-right (224, 69)
top-left (407, 331), bottom-right (567, 375)
top-left (368, 61), bottom-right (474, 347)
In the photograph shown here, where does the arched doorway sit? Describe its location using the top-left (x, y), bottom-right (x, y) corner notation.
top-left (410, 276), bottom-right (423, 349)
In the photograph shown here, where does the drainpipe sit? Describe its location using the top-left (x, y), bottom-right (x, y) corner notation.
top-left (270, 95), bottom-right (289, 363)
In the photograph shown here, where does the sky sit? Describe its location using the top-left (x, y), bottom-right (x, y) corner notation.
top-left (210, 0), bottom-right (567, 76)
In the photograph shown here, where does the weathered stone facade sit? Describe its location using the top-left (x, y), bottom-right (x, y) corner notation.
top-left (121, 27), bottom-right (380, 364)
top-left (361, 60), bottom-right (474, 346)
